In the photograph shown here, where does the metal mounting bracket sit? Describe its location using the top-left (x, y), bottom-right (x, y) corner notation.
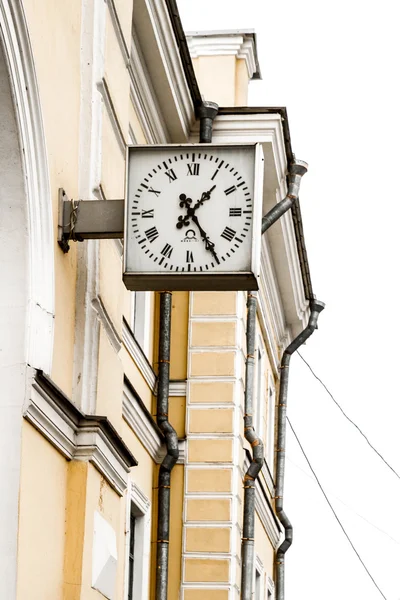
top-left (58, 188), bottom-right (125, 253)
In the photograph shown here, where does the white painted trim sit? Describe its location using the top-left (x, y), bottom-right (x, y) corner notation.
top-left (129, 30), bottom-right (169, 144)
top-left (98, 77), bottom-right (126, 154)
top-left (122, 384), bottom-right (185, 464)
top-left (0, 0), bottom-right (55, 374)
top-left (198, 113), bottom-right (310, 338)
top-left (73, 0), bottom-right (107, 414)
top-left (105, 0), bottom-right (129, 64)
top-left (122, 319), bottom-right (157, 391)
top-left (135, 0), bottom-right (194, 141)
top-left (169, 380), bottom-right (187, 397)
top-left (92, 296), bottom-right (122, 353)
top-left (124, 479), bottom-right (151, 600)
top-left (25, 376), bottom-right (132, 496)
top-left (122, 385), bottom-right (161, 459)
top-left (187, 33), bottom-right (258, 79)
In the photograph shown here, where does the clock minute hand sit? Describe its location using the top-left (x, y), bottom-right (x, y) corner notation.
top-left (191, 214), bottom-right (220, 265)
top-left (193, 185), bottom-right (216, 211)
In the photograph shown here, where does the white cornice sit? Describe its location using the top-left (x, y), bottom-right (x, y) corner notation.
top-left (24, 374), bottom-right (135, 496)
top-left (97, 77), bottom-right (126, 155)
top-left (133, 0), bottom-right (194, 141)
top-left (194, 113), bottom-right (310, 337)
top-left (92, 296), bottom-right (122, 353)
top-left (122, 319), bottom-right (157, 391)
top-left (105, 0), bottom-right (129, 64)
top-left (123, 385), bottom-right (161, 459)
top-left (187, 32), bottom-right (259, 80)
top-left (129, 28), bottom-right (169, 144)
top-left (123, 383), bottom-right (185, 464)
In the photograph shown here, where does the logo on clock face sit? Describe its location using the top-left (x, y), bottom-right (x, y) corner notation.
top-left (182, 229), bottom-right (197, 242)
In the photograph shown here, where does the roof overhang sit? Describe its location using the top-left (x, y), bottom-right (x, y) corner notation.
top-left (191, 108), bottom-right (312, 337)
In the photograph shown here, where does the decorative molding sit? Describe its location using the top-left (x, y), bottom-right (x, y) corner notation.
top-left (105, 0), bottom-right (129, 64)
top-left (199, 113), bottom-right (310, 337)
top-left (24, 371), bottom-right (137, 496)
top-left (123, 383), bottom-right (161, 459)
top-left (129, 29), bottom-right (169, 144)
top-left (134, 0), bottom-right (194, 141)
top-left (122, 381), bottom-right (185, 464)
top-left (97, 77), bottom-right (126, 154)
top-left (122, 319), bottom-right (157, 391)
top-left (131, 481), bottom-right (151, 514)
top-left (186, 31), bottom-right (260, 79)
top-left (92, 296), bottom-right (122, 353)
top-left (169, 380), bottom-right (187, 397)
top-left (73, 0), bottom-right (106, 413)
top-left (0, 0), bottom-right (55, 373)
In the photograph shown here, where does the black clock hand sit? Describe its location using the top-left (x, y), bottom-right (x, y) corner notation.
top-left (193, 185), bottom-right (216, 211)
top-left (191, 214), bottom-right (220, 265)
top-left (176, 186), bottom-right (216, 229)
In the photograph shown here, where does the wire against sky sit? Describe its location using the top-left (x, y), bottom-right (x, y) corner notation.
top-left (287, 416), bottom-right (388, 600)
top-left (297, 351), bottom-right (400, 481)
top-left (286, 455), bottom-right (400, 547)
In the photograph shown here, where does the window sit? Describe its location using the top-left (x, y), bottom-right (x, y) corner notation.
top-left (254, 338), bottom-right (266, 441)
top-left (127, 511), bottom-right (136, 600)
top-left (266, 375), bottom-right (276, 471)
top-left (130, 291), bottom-right (151, 359)
top-left (255, 568), bottom-right (262, 600)
top-left (125, 484), bottom-right (151, 600)
top-left (255, 556), bottom-right (264, 600)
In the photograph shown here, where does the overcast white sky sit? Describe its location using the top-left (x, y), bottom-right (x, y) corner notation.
top-left (178, 1), bottom-right (400, 598)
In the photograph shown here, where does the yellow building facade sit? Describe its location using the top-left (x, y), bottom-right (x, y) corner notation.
top-left (0, 2), bottom-right (319, 599)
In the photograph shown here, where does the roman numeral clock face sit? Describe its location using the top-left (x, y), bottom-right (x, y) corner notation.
top-left (124, 144), bottom-right (262, 291)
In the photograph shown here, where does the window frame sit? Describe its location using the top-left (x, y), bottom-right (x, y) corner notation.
top-left (124, 481), bottom-right (151, 600)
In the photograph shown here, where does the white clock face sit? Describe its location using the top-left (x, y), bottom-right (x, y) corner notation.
top-left (124, 144), bottom-right (262, 290)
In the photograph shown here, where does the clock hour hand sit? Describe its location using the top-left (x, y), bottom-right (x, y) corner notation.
top-left (191, 214), bottom-right (220, 265)
top-left (176, 193), bottom-right (192, 228)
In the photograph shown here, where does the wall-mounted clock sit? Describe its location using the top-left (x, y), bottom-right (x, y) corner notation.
top-left (123, 143), bottom-right (263, 291)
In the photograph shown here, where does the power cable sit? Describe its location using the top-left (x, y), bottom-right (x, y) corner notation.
top-left (287, 416), bottom-right (388, 600)
top-left (297, 351), bottom-right (400, 481)
top-left (286, 455), bottom-right (400, 546)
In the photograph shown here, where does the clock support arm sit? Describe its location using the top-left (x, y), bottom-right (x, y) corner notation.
top-left (57, 189), bottom-right (125, 253)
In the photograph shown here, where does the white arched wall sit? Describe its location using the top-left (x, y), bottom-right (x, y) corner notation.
top-left (0, 1), bottom-right (54, 596)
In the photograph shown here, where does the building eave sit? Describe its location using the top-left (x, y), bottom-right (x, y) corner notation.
top-left (218, 106), bottom-right (314, 304)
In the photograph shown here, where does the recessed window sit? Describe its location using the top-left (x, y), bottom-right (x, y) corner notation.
top-left (131, 291), bottom-right (151, 358)
top-left (266, 375), bottom-right (276, 471)
top-left (127, 511), bottom-right (136, 600)
top-left (125, 485), bottom-right (151, 600)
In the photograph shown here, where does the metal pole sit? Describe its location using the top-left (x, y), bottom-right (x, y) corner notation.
top-left (156, 292), bottom-right (179, 600)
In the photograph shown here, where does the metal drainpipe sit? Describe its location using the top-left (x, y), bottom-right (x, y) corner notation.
top-left (275, 300), bottom-right (325, 600)
top-left (198, 101), bottom-right (219, 143)
top-left (156, 291), bottom-right (179, 600)
top-left (261, 159), bottom-right (308, 234)
top-left (241, 159), bottom-right (309, 600)
top-left (241, 292), bottom-right (264, 600)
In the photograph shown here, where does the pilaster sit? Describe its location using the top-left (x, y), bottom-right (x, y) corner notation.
top-left (182, 291), bottom-right (248, 600)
